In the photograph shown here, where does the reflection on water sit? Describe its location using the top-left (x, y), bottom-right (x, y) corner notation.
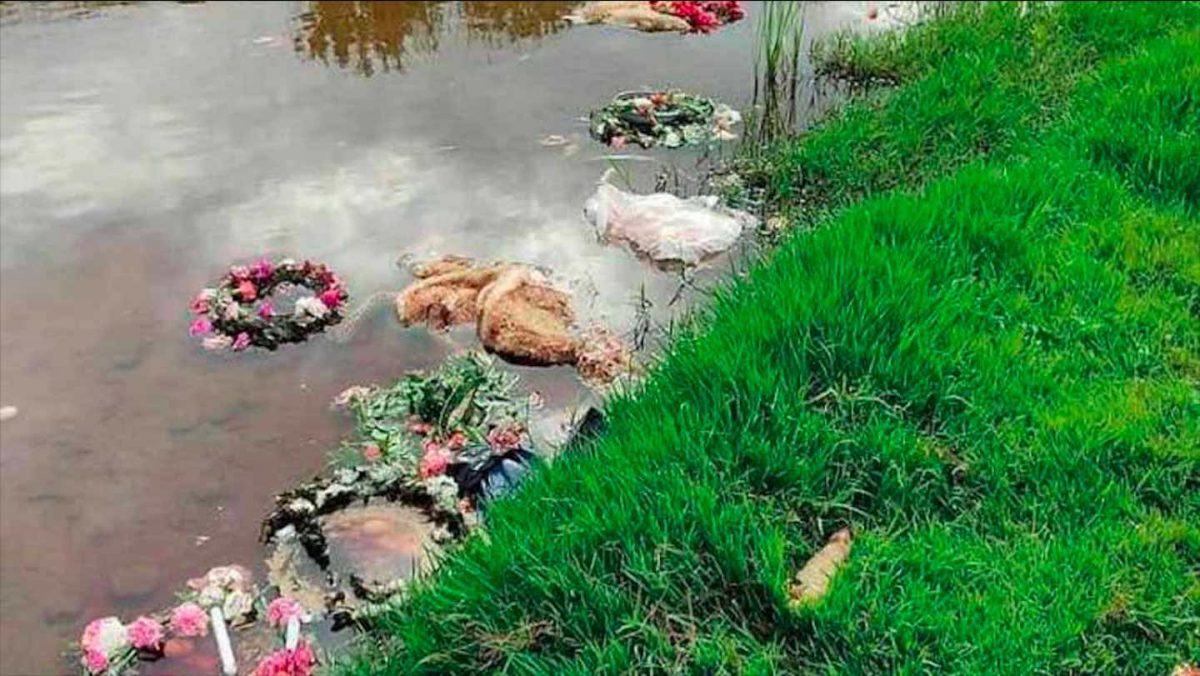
top-left (294, 1), bottom-right (575, 76)
top-left (459, 1), bottom-right (578, 45)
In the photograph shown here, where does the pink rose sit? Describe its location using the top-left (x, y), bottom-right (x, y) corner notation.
top-left (232, 332), bottom-right (251, 351)
top-left (189, 317), bottom-right (213, 336)
top-left (445, 430), bottom-right (468, 450)
top-left (266, 597), bottom-right (305, 628)
top-left (126, 616), bottom-right (164, 650)
top-left (319, 287), bottom-right (343, 311)
top-left (170, 603), bottom-right (208, 637)
top-left (487, 424), bottom-right (523, 452)
top-left (237, 279), bottom-right (258, 301)
top-left (82, 649), bottom-right (109, 674)
top-left (419, 443), bottom-right (452, 478)
top-left (229, 265), bottom-right (250, 281)
top-left (610, 135), bottom-right (627, 149)
top-left (362, 443), bottom-right (382, 463)
top-left (257, 301), bottom-right (274, 319)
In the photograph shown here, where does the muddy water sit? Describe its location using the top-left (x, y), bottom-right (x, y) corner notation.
top-left (0, 2), bottom-right (883, 672)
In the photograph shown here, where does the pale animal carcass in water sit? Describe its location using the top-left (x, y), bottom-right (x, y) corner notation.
top-left (567, 1), bottom-right (692, 32)
top-left (395, 258), bottom-right (578, 367)
top-left (474, 266), bottom-right (579, 366)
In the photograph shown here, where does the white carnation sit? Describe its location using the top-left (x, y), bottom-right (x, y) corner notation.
top-left (293, 296), bottom-right (329, 321)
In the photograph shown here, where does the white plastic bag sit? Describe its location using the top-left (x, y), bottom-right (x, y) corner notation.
top-left (583, 183), bottom-right (756, 265)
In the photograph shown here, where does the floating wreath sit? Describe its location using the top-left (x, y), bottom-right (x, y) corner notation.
top-left (74, 565), bottom-right (265, 675)
top-left (589, 89), bottom-right (741, 149)
top-left (188, 258), bottom-right (347, 352)
top-left (261, 354), bottom-right (539, 600)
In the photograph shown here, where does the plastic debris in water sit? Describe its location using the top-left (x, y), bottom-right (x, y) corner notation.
top-left (481, 458), bottom-right (531, 503)
top-left (583, 181), bottom-right (757, 265)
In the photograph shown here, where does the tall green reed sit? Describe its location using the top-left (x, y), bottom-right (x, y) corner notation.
top-left (749, 1), bottom-right (807, 147)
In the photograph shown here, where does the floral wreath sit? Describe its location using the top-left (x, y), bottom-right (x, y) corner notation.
top-left (76, 565), bottom-right (320, 676)
top-left (189, 258), bottom-right (347, 352)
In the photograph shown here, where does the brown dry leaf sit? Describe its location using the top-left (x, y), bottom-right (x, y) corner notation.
top-left (788, 528), bottom-right (853, 608)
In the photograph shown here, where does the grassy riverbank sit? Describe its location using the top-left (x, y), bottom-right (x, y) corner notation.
top-left (346, 3), bottom-right (1199, 673)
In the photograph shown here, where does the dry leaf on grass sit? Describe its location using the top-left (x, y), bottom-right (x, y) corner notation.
top-left (788, 528), bottom-right (853, 608)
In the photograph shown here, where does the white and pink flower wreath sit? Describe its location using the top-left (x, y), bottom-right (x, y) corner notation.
top-left (188, 258), bottom-right (347, 352)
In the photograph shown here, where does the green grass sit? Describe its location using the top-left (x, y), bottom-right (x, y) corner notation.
top-left (342, 3), bottom-right (1200, 673)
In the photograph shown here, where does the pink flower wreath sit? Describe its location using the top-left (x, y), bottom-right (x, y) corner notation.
top-left (189, 258), bottom-right (347, 352)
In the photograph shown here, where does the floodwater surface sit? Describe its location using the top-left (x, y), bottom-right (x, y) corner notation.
top-left (0, 2), bottom-right (884, 672)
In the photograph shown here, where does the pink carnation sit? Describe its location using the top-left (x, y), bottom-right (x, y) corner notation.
top-left (419, 443), bottom-right (452, 478)
top-left (257, 300), bottom-right (275, 319)
top-left (254, 640), bottom-right (316, 676)
top-left (126, 616), bottom-right (164, 650)
top-left (232, 332), bottom-right (252, 351)
top-left (237, 279), bottom-right (258, 301)
top-left (189, 317), bottom-right (213, 336)
top-left (82, 649), bottom-right (109, 674)
top-left (318, 287), bottom-right (343, 311)
top-left (229, 265), bottom-right (250, 281)
top-left (266, 597), bottom-right (305, 628)
top-left (81, 616), bottom-right (127, 656)
top-left (170, 603), bottom-right (208, 637)
top-left (362, 443), bottom-right (382, 462)
top-left (487, 424), bottom-right (523, 452)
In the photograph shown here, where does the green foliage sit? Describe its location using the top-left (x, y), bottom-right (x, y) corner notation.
top-left (347, 352), bottom-right (526, 471)
top-left (744, 1), bottom-right (1200, 216)
top-left (340, 3), bottom-right (1200, 674)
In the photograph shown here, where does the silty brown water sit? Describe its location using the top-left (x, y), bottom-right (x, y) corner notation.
top-left (0, 2), bottom-right (886, 672)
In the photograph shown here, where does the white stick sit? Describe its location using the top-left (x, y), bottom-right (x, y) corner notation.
top-left (285, 616), bottom-right (300, 651)
top-left (210, 606), bottom-right (237, 676)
